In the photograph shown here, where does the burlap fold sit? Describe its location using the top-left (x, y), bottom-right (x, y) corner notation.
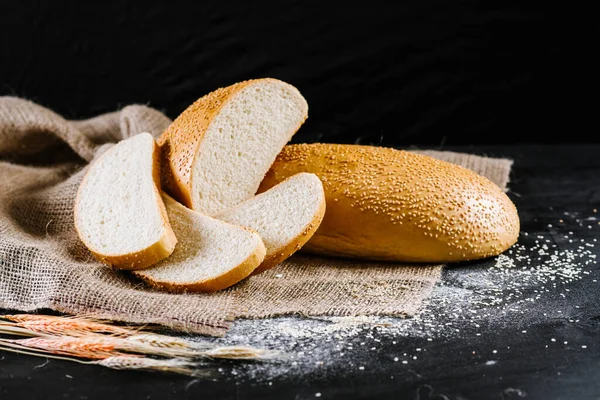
top-left (0, 97), bottom-right (512, 336)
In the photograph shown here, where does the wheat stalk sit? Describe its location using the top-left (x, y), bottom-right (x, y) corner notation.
top-left (127, 333), bottom-right (212, 351)
top-left (0, 345), bottom-right (205, 377)
top-left (118, 335), bottom-right (280, 360)
top-left (203, 346), bottom-right (280, 360)
top-left (0, 323), bottom-right (53, 337)
top-left (1, 316), bottom-right (280, 360)
top-left (1, 331), bottom-right (277, 360)
top-left (0, 337), bottom-right (132, 360)
top-left (1, 314), bottom-right (137, 336)
top-left (0, 323), bottom-right (278, 360)
top-left (0, 313), bottom-right (280, 375)
top-left (91, 356), bottom-right (208, 377)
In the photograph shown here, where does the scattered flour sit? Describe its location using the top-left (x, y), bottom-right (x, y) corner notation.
top-left (210, 209), bottom-right (598, 383)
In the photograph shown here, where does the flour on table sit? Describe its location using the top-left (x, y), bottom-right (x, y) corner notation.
top-left (209, 210), bottom-right (597, 382)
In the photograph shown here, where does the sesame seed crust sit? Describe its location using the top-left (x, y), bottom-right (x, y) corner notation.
top-left (258, 144), bottom-right (520, 263)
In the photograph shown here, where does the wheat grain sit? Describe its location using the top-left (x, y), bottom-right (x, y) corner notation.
top-left (127, 333), bottom-right (211, 350)
top-left (1, 314), bottom-right (136, 336)
top-left (0, 324), bottom-right (52, 338)
top-left (0, 337), bottom-right (131, 360)
top-left (0, 344), bottom-right (204, 377)
top-left (92, 356), bottom-right (204, 376)
top-left (122, 334), bottom-right (279, 360)
top-left (203, 346), bottom-right (279, 360)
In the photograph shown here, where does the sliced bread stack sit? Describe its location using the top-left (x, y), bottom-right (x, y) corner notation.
top-left (75, 78), bottom-right (325, 292)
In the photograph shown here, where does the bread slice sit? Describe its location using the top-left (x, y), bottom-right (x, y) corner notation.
top-left (74, 133), bottom-right (177, 270)
top-left (218, 173), bottom-right (326, 275)
top-left (259, 143), bottom-right (520, 263)
top-left (133, 194), bottom-right (266, 292)
top-left (158, 78), bottom-right (308, 216)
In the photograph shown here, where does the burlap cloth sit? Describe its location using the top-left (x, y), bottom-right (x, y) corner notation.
top-left (0, 97), bottom-right (513, 337)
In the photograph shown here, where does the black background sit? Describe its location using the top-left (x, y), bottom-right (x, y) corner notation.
top-left (2, 3), bottom-right (600, 399)
top-left (0, 0), bottom-right (594, 146)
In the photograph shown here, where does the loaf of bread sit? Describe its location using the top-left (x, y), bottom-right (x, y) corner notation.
top-left (74, 133), bottom-right (177, 270)
top-left (259, 144), bottom-right (520, 263)
top-left (158, 78), bottom-right (308, 216)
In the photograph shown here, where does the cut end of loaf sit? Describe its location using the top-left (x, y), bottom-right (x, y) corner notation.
top-left (74, 133), bottom-right (176, 270)
top-left (158, 78), bottom-right (308, 216)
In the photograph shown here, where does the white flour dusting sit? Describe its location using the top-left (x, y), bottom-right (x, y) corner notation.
top-left (211, 209), bottom-right (598, 382)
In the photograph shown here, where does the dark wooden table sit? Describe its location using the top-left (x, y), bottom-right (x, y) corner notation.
top-left (1, 144), bottom-right (599, 400)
